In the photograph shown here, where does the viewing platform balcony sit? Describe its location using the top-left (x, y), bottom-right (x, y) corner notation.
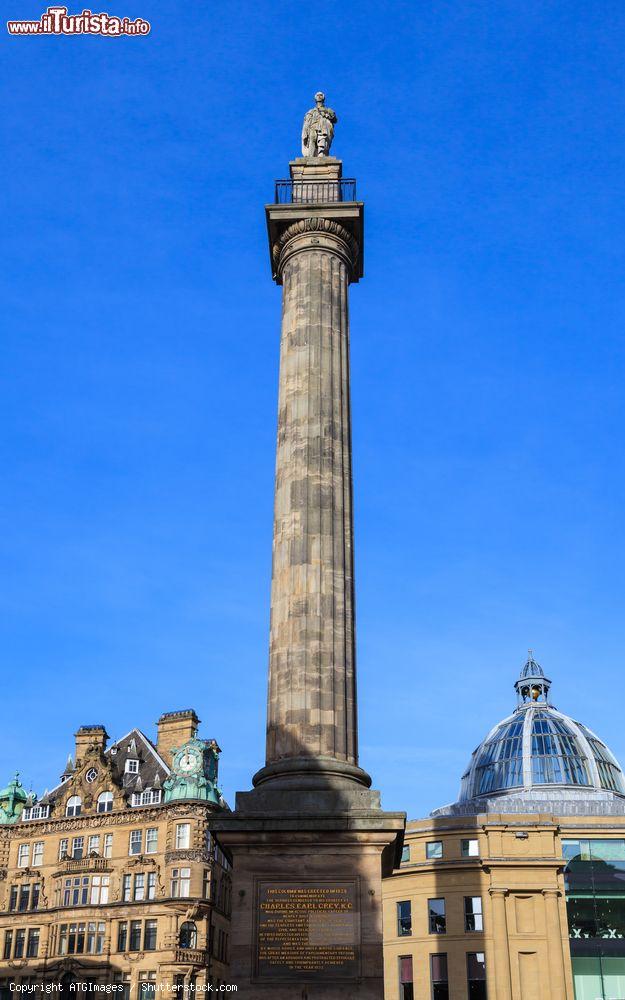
top-left (274, 178), bottom-right (357, 204)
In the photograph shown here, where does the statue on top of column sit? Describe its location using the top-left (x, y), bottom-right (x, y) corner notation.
top-left (301, 91), bottom-right (338, 158)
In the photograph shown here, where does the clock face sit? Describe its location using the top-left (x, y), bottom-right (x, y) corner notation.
top-left (178, 750), bottom-right (200, 774)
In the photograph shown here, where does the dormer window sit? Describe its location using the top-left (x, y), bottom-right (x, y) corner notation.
top-left (66, 796), bottom-right (82, 817)
top-left (132, 789), bottom-right (162, 806)
top-left (125, 759), bottom-right (139, 774)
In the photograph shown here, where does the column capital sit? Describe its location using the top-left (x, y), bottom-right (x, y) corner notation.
top-left (542, 887), bottom-right (562, 899)
top-left (271, 217), bottom-right (360, 283)
top-left (489, 887), bottom-right (510, 897)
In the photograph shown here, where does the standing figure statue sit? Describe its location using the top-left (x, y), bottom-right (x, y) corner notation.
top-left (301, 91), bottom-right (338, 158)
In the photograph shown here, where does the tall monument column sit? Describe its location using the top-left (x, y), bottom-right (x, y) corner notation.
top-left (214, 94), bottom-right (405, 998)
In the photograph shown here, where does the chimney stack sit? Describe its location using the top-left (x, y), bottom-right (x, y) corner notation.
top-left (156, 710), bottom-right (199, 766)
top-left (74, 725), bottom-right (109, 764)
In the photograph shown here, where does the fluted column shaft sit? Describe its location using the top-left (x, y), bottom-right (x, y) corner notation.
top-left (265, 222), bottom-right (359, 772)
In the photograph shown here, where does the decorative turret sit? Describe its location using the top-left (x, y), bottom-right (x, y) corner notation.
top-left (514, 650), bottom-right (552, 708)
top-left (0, 774), bottom-right (28, 825)
top-left (60, 754), bottom-right (74, 783)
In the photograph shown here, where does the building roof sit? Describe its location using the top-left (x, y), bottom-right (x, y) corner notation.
top-left (41, 728), bottom-right (169, 806)
top-left (433, 654), bottom-right (625, 817)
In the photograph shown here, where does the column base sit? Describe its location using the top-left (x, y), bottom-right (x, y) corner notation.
top-left (212, 808), bottom-right (405, 999)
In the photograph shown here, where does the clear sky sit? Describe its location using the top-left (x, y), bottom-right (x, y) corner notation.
top-left (3, 1), bottom-right (625, 818)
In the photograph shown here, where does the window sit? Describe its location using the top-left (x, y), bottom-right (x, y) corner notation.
top-left (117, 922), bottom-right (127, 953)
top-left (176, 823), bottom-right (191, 849)
top-left (9, 886), bottom-right (18, 911)
top-left (3, 931), bottom-right (12, 960)
top-left (14, 929), bottom-right (25, 959)
top-left (62, 876), bottom-right (89, 906)
top-left (431, 953), bottom-right (449, 1000)
top-left (90, 876), bottom-right (109, 905)
top-left (145, 828), bottom-right (158, 853)
top-left (97, 791), bottom-right (113, 813)
top-left (171, 867), bottom-right (191, 898)
top-left (132, 789), bottom-right (162, 806)
top-left (31, 882), bottom-right (40, 910)
top-left (139, 973), bottom-right (156, 1000)
top-left (129, 920), bottom-right (142, 951)
top-left (397, 900), bottom-right (412, 936)
top-left (18, 885), bottom-right (30, 912)
top-left (129, 830), bottom-right (142, 855)
top-left (103, 834), bottom-right (113, 859)
top-left (134, 874), bottom-right (145, 901)
top-left (467, 952), bottom-right (487, 999)
top-left (122, 875), bottom-right (131, 902)
top-left (429, 898), bottom-right (446, 934)
top-left (113, 975), bottom-right (131, 1000)
top-left (399, 955), bottom-right (414, 1000)
top-left (88, 835), bottom-right (100, 856)
top-left (22, 804), bottom-right (49, 820)
top-left (26, 930), bottom-right (40, 959)
top-left (66, 796), bottom-right (82, 817)
top-left (147, 872), bottom-right (157, 900)
top-left (531, 711), bottom-right (590, 786)
top-left (203, 869), bottom-right (211, 899)
top-left (58, 922), bottom-right (104, 956)
top-left (86, 922), bottom-right (105, 955)
top-left (144, 920), bottom-right (157, 951)
top-left (125, 759), bottom-right (139, 774)
top-left (401, 844), bottom-right (411, 863)
top-left (215, 928), bottom-right (229, 963)
top-left (59, 838), bottom-right (69, 860)
top-left (426, 841), bottom-right (443, 860)
top-left (71, 837), bottom-right (84, 860)
top-left (14, 930), bottom-right (28, 961)
top-left (32, 842), bottom-right (44, 866)
top-left (17, 844), bottom-right (30, 868)
top-left (462, 839), bottom-right (479, 857)
top-left (473, 717), bottom-right (524, 794)
top-left (179, 921), bottom-right (197, 949)
top-left (465, 897), bottom-right (483, 932)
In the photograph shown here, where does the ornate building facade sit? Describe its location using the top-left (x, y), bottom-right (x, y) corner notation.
top-left (0, 710), bottom-right (232, 994)
top-left (383, 655), bottom-right (625, 1000)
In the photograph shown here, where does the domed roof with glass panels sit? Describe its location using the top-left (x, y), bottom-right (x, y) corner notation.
top-left (433, 654), bottom-right (625, 817)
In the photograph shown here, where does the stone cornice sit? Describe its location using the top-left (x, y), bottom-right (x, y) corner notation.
top-left (3, 801), bottom-right (213, 837)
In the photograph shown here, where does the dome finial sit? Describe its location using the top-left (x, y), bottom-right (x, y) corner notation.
top-left (516, 651), bottom-right (551, 708)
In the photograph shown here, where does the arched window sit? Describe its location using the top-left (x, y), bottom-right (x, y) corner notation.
top-left (179, 921), bottom-right (197, 949)
top-left (66, 796), bottom-right (81, 817)
top-left (97, 791), bottom-right (113, 813)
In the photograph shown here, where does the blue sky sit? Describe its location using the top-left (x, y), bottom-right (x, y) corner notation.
top-left (2, 0), bottom-right (625, 818)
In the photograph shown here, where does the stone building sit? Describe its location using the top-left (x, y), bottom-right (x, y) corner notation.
top-left (0, 710), bottom-right (232, 994)
top-left (383, 654), bottom-right (625, 1000)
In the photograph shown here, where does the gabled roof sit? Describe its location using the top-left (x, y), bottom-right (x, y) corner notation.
top-left (41, 728), bottom-right (170, 806)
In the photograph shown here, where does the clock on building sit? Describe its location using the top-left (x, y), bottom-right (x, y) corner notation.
top-left (163, 737), bottom-right (221, 805)
top-left (174, 748), bottom-right (202, 775)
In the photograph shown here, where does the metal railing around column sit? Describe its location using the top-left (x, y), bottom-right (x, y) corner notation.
top-left (274, 179), bottom-right (357, 204)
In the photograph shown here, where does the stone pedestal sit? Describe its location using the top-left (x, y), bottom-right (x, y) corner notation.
top-left (215, 156), bottom-right (405, 996)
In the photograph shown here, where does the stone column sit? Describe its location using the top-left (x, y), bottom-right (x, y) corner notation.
top-left (489, 888), bottom-right (513, 1000)
top-left (543, 888), bottom-right (568, 1000)
top-left (254, 215), bottom-right (370, 791)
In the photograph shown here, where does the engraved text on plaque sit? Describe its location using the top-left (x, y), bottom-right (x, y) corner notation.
top-left (255, 880), bottom-right (360, 981)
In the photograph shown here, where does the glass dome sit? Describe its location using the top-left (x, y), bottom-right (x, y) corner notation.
top-left (435, 654), bottom-right (625, 816)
